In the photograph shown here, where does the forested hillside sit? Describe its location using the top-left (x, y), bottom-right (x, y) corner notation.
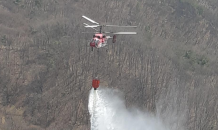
top-left (0, 0), bottom-right (217, 130)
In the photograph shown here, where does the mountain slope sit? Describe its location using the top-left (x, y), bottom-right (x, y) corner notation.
top-left (0, 0), bottom-right (217, 129)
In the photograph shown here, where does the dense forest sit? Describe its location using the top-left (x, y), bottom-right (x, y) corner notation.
top-left (0, 0), bottom-right (217, 129)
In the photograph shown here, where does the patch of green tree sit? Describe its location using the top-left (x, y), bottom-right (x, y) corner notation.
top-left (179, 0), bottom-right (204, 16)
top-left (184, 50), bottom-right (209, 66)
top-left (35, 0), bottom-right (42, 8)
top-left (196, 6), bottom-right (204, 15)
top-left (1, 35), bottom-right (12, 46)
top-left (1, 35), bottom-right (7, 45)
top-left (13, 0), bottom-right (21, 5)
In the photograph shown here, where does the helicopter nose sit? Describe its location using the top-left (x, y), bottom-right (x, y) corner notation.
top-left (90, 38), bottom-right (100, 47)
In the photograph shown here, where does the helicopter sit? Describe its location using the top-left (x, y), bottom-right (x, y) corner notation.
top-left (82, 15), bottom-right (137, 51)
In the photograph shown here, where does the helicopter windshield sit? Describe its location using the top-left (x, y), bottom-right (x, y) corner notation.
top-left (91, 38), bottom-right (99, 42)
top-left (94, 39), bottom-right (100, 47)
top-left (91, 38), bottom-right (100, 47)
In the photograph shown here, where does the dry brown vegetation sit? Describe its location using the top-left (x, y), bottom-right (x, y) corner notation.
top-left (0, 0), bottom-right (217, 129)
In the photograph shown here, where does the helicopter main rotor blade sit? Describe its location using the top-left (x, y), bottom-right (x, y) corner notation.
top-left (113, 32), bottom-right (137, 34)
top-left (85, 25), bottom-right (100, 28)
top-left (83, 23), bottom-right (98, 31)
top-left (81, 32), bottom-right (99, 33)
top-left (105, 25), bottom-right (137, 28)
top-left (82, 15), bottom-right (99, 25)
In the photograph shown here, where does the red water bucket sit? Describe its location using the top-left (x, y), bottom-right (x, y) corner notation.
top-left (92, 79), bottom-right (100, 90)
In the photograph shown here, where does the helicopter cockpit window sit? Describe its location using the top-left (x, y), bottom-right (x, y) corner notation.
top-left (97, 36), bottom-right (100, 39)
top-left (91, 39), bottom-right (94, 43)
top-left (103, 35), bottom-right (106, 38)
top-left (94, 39), bottom-right (100, 47)
top-left (95, 39), bottom-right (99, 43)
